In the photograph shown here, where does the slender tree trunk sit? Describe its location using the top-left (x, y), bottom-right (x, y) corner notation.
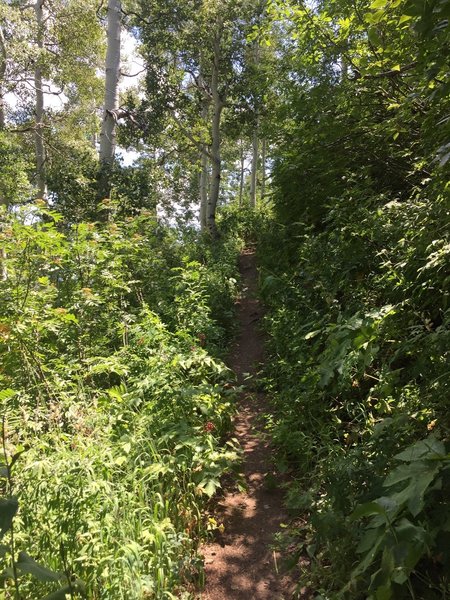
top-left (261, 138), bottom-right (266, 200)
top-left (34, 1), bottom-right (47, 200)
top-left (341, 56), bottom-right (348, 80)
top-left (0, 25), bottom-right (6, 130)
top-left (249, 122), bottom-right (259, 208)
top-left (199, 101), bottom-right (209, 231)
top-left (0, 26), bottom-right (7, 279)
top-left (98, 0), bottom-right (121, 200)
top-left (238, 139), bottom-right (245, 207)
top-left (206, 25), bottom-right (223, 239)
top-left (249, 40), bottom-right (260, 209)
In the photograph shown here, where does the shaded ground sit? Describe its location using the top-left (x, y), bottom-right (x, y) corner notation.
top-left (198, 248), bottom-right (299, 600)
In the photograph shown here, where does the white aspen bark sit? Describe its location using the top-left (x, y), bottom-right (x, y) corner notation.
top-left (0, 26), bottom-right (6, 130)
top-left (261, 138), bottom-right (267, 200)
top-left (199, 101), bottom-right (209, 231)
top-left (206, 25), bottom-right (223, 238)
top-left (249, 40), bottom-right (260, 209)
top-left (1, 28), bottom-right (8, 278)
top-left (0, 250), bottom-right (7, 281)
top-left (99, 0), bottom-right (121, 198)
top-left (238, 140), bottom-right (244, 207)
top-left (249, 124), bottom-right (259, 208)
top-left (34, 1), bottom-right (47, 200)
top-left (0, 23), bottom-right (7, 278)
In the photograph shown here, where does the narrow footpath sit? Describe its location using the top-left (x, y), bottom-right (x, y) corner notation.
top-left (199, 248), bottom-right (298, 600)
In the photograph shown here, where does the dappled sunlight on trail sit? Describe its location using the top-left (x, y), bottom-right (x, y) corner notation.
top-left (199, 249), bottom-right (300, 600)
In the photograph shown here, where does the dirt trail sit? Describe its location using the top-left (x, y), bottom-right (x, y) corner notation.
top-left (199, 248), bottom-right (298, 600)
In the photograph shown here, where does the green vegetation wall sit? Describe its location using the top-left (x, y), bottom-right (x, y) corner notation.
top-left (256, 0), bottom-right (450, 597)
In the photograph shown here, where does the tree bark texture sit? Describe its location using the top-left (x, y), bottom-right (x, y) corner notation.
top-left (199, 101), bottom-right (209, 231)
top-left (98, 0), bottom-right (121, 199)
top-left (0, 25), bottom-right (6, 130)
top-left (261, 138), bottom-right (266, 200)
top-left (239, 140), bottom-right (245, 207)
top-left (249, 124), bottom-right (259, 208)
top-left (249, 40), bottom-right (260, 209)
top-left (34, 1), bottom-right (47, 200)
top-left (206, 23), bottom-right (223, 239)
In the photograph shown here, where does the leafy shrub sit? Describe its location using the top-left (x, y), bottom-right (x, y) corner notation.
top-left (257, 186), bottom-right (449, 597)
top-left (0, 202), bottom-right (242, 598)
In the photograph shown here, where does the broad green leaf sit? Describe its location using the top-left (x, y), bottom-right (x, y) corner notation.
top-left (351, 501), bottom-right (386, 521)
top-left (41, 580), bottom-right (86, 599)
top-left (368, 26), bottom-right (383, 46)
top-left (0, 390), bottom-right (17, 402)
top-left (40, 586), bottom-right (72, 600)
top-left (357, 525), bottom-right (385, 553)
top-left (0, 497), bottom-right (18, 538)
top-left (200, 479), bottom-right (221, 497)
top-left (394, 436), bottom-right (445, 461)
top-left (383, 460), bottom-right (439, 487)
top-left (16, 552), bottom-right (62, 582)
top-left (386, 466), bottom-right (439, 516)
top-left (394, 518), bottom-right (427, 544)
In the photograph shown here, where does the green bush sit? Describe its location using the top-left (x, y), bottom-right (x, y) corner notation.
top-left (0, 202), bottom-right (242, 598)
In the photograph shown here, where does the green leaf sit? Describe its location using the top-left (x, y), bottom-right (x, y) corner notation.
top-left (0, 566), bottom-right (15, 580)
top-left (304, 329), bottom-right (321, 340)
top-left (370, 0), bottom-right (388, 8)
top-left (351, 501), bottom-right (386, 520)
top-left (394, 436), bottom-right (445, 462)
top-left (357, 525), bottom-right (385, 554)
top-left (383, 460), bottom-right (439, 487)
top-left (200, 479), bottom-right (221, 497)
top-left (40, 579), bottom-right (85, 599)
top-left (0, 390), bottom-right (17, 402)
top-left (0, 497), bottom-right (18, 538)
top-left (16, 552), bottom-right (62, 582)
top-left (40, 586), bottom-right (72, 600)
top-left (352, 497), bottom-right (398, 521)
top-left (368, 26), bottom-right (383, 46)
top-left (386, 466), bottom-right (439, 517)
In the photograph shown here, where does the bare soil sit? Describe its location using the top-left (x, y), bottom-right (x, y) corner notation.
top-left (198, 248), bottom-right (299, 600)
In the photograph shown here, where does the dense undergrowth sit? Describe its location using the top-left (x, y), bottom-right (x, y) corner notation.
top-left (250, 0), bottom-right (450, 595)
top-left (256, 185), bottom-right (449, 598)
top-left (0, 203), bottom-right (242, 599)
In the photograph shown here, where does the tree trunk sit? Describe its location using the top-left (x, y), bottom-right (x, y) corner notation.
top-left (249, 123), bottom-right (259, 208)
top-left (238, 139), bottom-right (245, 207)
top-left (249, 40), bottom-right (260, 209)
top-left (261, 138), bottom-right (266, 200)
top-left (34, 1), bottom-right (47, 200)
top-left (206, 25), bottom-right (223, 239)
top-left (0, 25), bottom-right (6, 130)
top-left (199, 101), bottom-right (209, 231)
top-left (0, 26), bottom-right (7, 279)
top-left (98, 0), bottom-right (121, 200)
